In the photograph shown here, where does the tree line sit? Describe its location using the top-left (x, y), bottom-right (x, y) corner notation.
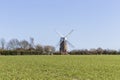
top-left (0, 38), bottom-right (55, 55)
top-left (0, 38), bottom-right (120, 55)
top-left (69, 48), bottom-right (120, 55)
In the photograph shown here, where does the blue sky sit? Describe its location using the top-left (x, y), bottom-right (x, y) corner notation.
top-left (0, 0), bottom-right (120, 50)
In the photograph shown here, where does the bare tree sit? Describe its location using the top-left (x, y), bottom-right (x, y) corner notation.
top-left (35, 44), bottom-right (43, 51)
top-left (35, 44), bottom-right (43, 54)
top-left (89, 48), bottom-right (97, 55)
top-left (44, 45), bottom-right (55, 55)
top-left (29, 37), bottom-right (34, 49)
top-left (0, 38), bottom-right (6, 50)
top-left (7, 39), bottom-right (20, 50)
top-left (19, 40), bottom-right (30, 50)
top-left (96, 48), bottom-right (103, 55)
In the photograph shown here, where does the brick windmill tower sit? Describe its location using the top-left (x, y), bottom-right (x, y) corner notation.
top-left (56, 30), bottom-right (74, 55)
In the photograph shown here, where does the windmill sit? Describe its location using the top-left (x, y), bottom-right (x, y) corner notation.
top-left (56, 30), bottom-right (74, 55)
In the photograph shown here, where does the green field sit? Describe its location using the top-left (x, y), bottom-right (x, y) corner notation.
top-left (0, 55), bottom-right (120, 80)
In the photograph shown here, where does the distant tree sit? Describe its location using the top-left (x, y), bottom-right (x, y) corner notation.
top-left (29, 37), bottom-right (35, 49)
top-left (35, 44), bottom-right (43, 51)
top-left (96, 48), bottom-right (103, 55)
top-left (89, 48), bottom-right (97, 55)
top-left (106, 49), bottom-right (117, 55)
top-left (19, 40), bottom-right (30, 50)
top-left (7, 39), bottom-right (20, 50)
top-left (0, 38), bottom-right (6, 50)
top-left (44, 45), bottom-right (55, 55)
top-left (35, 44), bottom-right (43, 54)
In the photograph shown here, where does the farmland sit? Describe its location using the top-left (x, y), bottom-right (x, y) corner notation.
top-left (0, 55), bottom-right (120, 80)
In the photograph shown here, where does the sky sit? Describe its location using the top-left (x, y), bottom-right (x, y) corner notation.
top-left (0, 0), bottom-right (120, 50)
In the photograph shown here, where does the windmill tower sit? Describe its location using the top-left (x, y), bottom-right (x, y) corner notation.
top-left (56, 30), bottom-right (74, 55)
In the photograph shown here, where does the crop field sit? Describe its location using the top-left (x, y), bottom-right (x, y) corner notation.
top-left (0, 55), bottom-right (120, 80)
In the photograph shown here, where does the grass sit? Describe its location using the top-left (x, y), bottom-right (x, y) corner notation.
top-left (0, 55), bottom-right (120, 80)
